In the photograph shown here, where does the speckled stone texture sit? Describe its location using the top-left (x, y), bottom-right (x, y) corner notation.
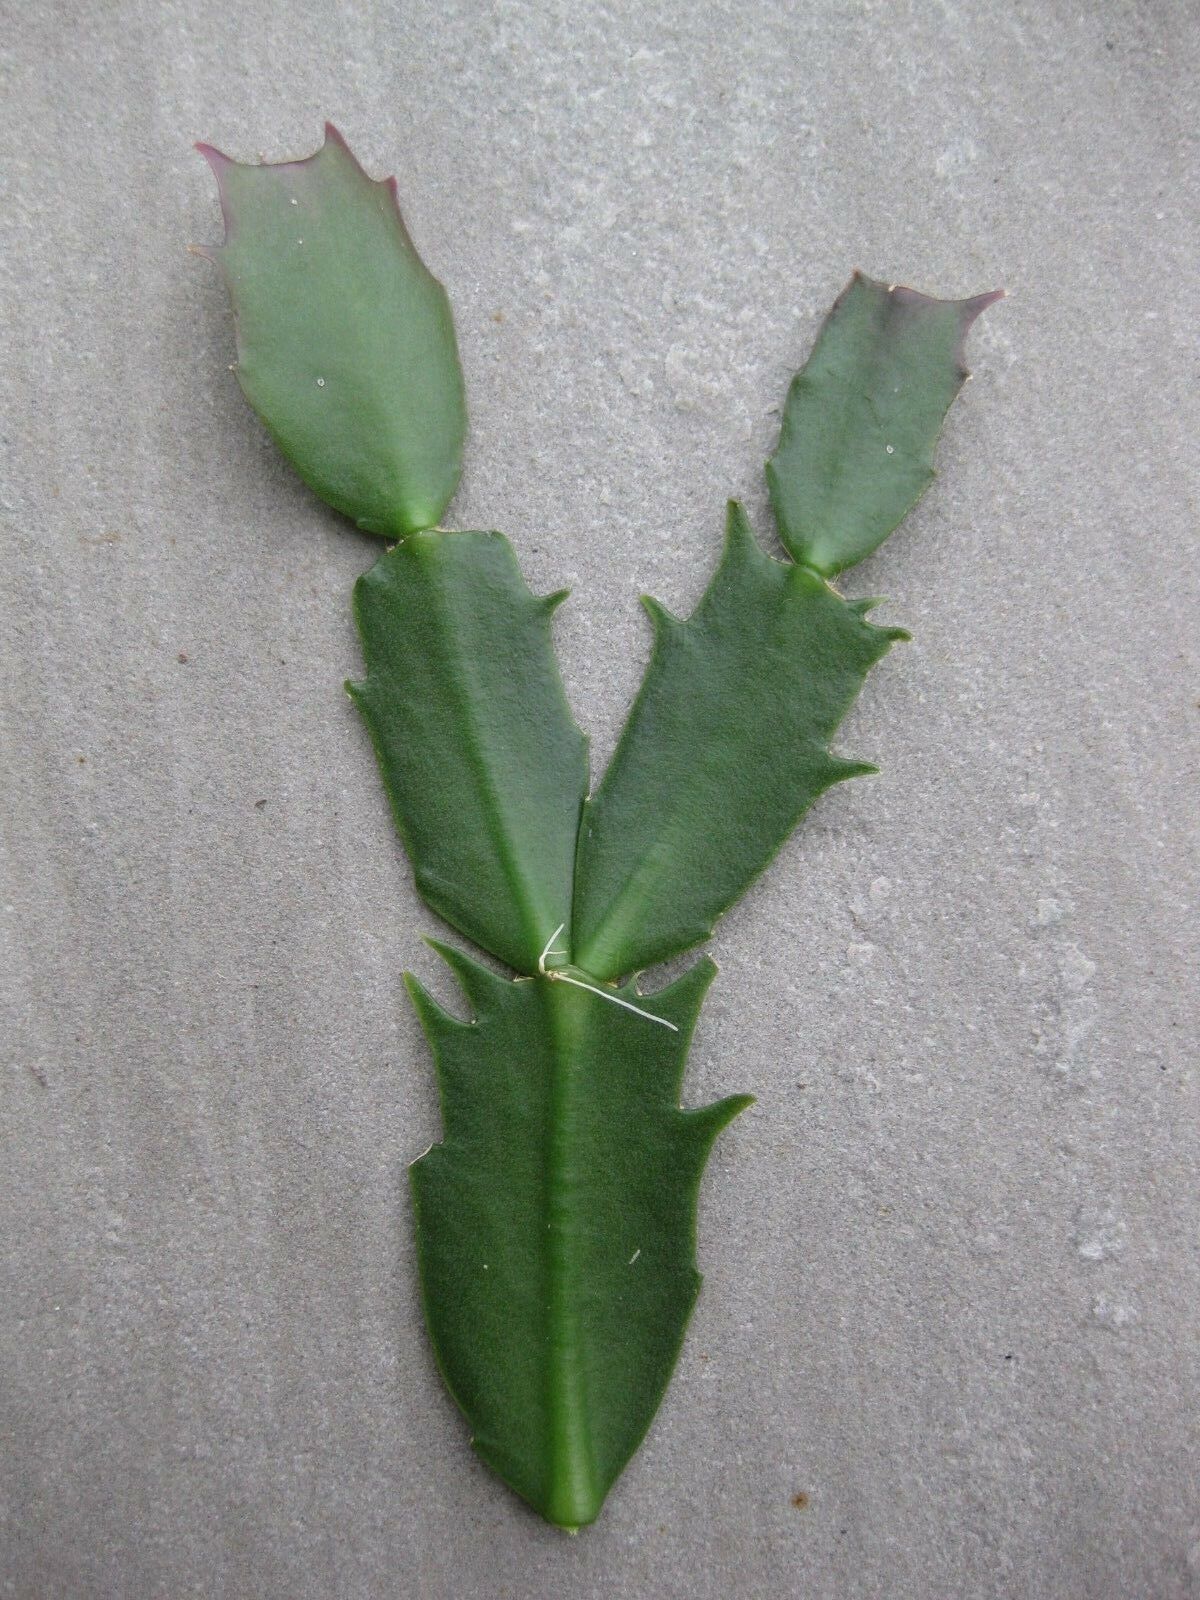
top-left (2, 2), bottom-right (1198, 1596)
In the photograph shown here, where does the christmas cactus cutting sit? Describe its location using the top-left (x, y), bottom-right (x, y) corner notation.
top-left (195, 123), bottom-right (1001, 1530)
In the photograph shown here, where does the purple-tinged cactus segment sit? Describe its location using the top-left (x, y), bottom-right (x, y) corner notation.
top-left (766, 272), bottom-right (1003, 575)
top-left (196, 124), bottom-right (466, 538)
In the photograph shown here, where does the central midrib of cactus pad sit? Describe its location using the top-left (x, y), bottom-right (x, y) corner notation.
top-left (348, 531), bottom-right (588, 975)
top-left (571, 503), bottom-right (907, 981)
top-left (407, 945), bottom-right (752, 1528)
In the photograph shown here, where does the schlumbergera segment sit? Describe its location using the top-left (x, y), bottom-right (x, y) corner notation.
top-left (197, 126), bottom-right (999, 1530)
top-left (196, 124), bottom-right (465, 536)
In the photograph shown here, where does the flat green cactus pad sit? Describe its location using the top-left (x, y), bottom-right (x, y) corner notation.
top-left (767, 271), bottom-right (1002, 574)
top-left (197, 124), bottom-right (465, 537)
top-left (407, 946), bottom-right (750, 1529)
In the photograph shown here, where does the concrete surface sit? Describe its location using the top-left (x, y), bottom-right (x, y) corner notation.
top-left (2, 1), bottom-right (1198, 1595)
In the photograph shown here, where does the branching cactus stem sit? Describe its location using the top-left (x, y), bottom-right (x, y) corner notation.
top-left (196, 123), bottom-right (1000, 1529)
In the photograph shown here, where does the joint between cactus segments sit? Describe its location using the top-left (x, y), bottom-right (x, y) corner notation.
top-left (537, 924), bottom-right (679, 1032)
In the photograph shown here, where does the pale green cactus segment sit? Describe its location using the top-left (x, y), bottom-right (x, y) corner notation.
top-left (198, 124), bottom-right (466, 537)
top-left (766, 271), bottom-right (1002, 575)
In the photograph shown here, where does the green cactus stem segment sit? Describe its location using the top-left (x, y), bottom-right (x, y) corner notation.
top-left (571, 503), bottom-right (907, 982)
top-left (406, 945), bottom-right (751, 1529)
top-left (348, 531), bottom-right (588, 976)
top-left (766, 271), bottom-right (1003, 575)
top-left (197, 123), bottom-right (466, 537)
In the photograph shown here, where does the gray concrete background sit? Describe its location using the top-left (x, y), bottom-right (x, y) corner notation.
top-left (2, 1), bottom-right (1198, 1595)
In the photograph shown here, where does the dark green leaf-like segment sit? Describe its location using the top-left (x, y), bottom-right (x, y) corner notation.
top-left (407, 944), bottom-right (752, 1529)
top-left (572, 503), bottom-right (907, 981)
top-left (348, 531), bottom-right (588, 975)
top-left (766, 272), bottom-right (1003, 574)
top-left (198, 124), bottom-right (466, 537)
